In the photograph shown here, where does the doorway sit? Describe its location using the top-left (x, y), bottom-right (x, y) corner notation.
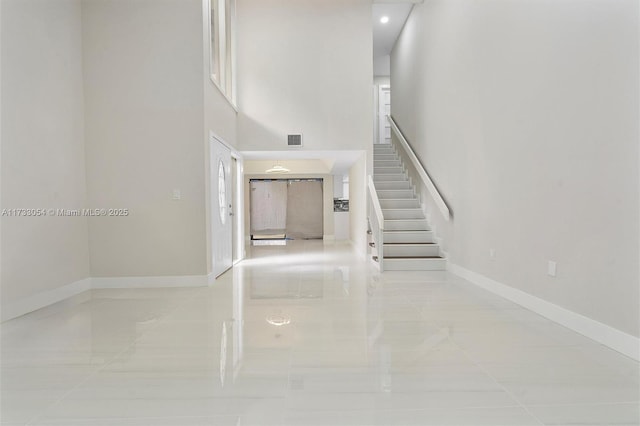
top-left (211, 133), bottom-right (243, 277)
top-left (249, 179), bottom-right (324, 241)
top-left (377, 84), bottom-right (391, 144)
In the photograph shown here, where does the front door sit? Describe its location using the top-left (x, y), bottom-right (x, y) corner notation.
top-left (212, 137), bottom-right (233, 277)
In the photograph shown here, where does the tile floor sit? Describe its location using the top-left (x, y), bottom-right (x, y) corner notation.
top-left (1, 241), bottom-right (638, 425)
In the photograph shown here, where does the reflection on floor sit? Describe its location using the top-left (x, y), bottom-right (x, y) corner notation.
top-left (1, 240), bottom-right (638, 425)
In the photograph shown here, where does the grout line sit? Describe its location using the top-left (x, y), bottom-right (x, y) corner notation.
top-left (25, 289), bottom-right (204, 426)
top-left (449, 339), bottom-right (546, 425)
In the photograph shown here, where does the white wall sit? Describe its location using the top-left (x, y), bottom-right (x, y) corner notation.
top-left (1, 0), bottom-right (90, 311)
top-left (82, 0), bottom-right (208, 277)
top-left (349, 154), bottom-right (367, 257)
top-left (391, 0), bottom-right (639, 337)
top-left (235, 0), bottom-right (373, 152)
top-left (373, 55), bottom-right (391, 78)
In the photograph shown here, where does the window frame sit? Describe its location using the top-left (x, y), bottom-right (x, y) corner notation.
top-left (208, 0), bottom-right (237, 109)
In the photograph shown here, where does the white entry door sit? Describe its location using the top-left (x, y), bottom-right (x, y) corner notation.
top-left (212, 137), bottom-right (233, 277)
top-left (378, 85), bottom-right (391, 144)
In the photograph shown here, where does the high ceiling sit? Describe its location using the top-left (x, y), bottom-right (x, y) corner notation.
top-left (372, 2), bottom-right (414, 58)
top-left (372, 1), bottom-right (416, 75)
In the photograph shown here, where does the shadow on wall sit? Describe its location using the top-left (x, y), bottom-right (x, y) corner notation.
top-left (238, 112), bottom-right (289, 150)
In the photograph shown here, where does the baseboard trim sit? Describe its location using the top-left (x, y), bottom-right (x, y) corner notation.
top-left (92, 275), bottom-right (208, 289)
top-left (2, 275), bottom-right (209, 322)
top-left (1, 278), bottom-right (92, 322)
top-left (449, 263), bottom-right (640, 361)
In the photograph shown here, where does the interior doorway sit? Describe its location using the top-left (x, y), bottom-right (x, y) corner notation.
top-left (249, 179), bottom-right (324, 241)
top-left (377, 84), bottom-right (391, 144)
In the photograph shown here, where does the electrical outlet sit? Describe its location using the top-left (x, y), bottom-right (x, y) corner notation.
top-left (547, 260), bottom-right (557, 277)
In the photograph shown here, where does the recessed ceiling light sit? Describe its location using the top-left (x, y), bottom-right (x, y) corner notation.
top-left (380, 16), bottom-right (389, 24)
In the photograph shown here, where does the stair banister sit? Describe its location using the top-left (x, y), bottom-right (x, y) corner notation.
top-left (367, 175), bottom-right (385, 272)
top-left (387, 116), bottom-right (451, 222)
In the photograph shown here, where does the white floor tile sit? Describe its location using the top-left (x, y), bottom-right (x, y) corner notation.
top-left (1, 240), bottom-right (637, 425)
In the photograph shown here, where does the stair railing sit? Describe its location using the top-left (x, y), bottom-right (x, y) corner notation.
top-left (367, 175), bottom-right (385, 272)
top-left (387, 115), bottom-right (451, 222)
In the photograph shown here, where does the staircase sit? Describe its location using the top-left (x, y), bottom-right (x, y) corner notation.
top-left (372, 144), bottom-right (446, 271)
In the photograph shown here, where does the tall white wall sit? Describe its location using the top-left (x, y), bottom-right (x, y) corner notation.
top-left (1, 0), bottom-right (90, 311)
top-left (391, 0), bottom-right (639, 337)
top-left (349, 154), bottom-right (367, 257)
top-left (82, 0), bottom-right (208, 277)
top-left (236, 0), bottom-right (373, 152)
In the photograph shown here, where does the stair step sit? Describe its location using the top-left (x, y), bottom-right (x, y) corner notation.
top-left (373, 144), bottom-right (394, 150)
top-left (377, 189), bottom-right (415, 199)
top-left (384, 219), bottom-right (430, 231)
top-left (374, 173), bottom-right (406, 182)
top-left (374, 167), bottom-right (404, 174)
top-left (374, 160), bottom-right (402, 168)
top-left (383, 257), bottom-right (447, 271)
top-left (380, 199), bottom-right (421, 209)
top-left (382, 209), bottom-right (425, 220)
top-left (375, 181), bottom-right (412, 190)
top-left (384, 243), bottom-right (440, 257)
top-left (384, 230), bottom-right (434, 243)
top-left (374, 154), bottom-right (398, 161)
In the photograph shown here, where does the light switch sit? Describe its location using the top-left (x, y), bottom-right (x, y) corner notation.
top-left (172, 189), bottom-right (181, 200)
top-left (547, 260), bottom-right (557, 277)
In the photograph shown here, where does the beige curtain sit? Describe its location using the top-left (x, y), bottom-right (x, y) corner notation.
top-left (285, 180), bottom-right (323, 239)
top-left (250, 180), bottom-right (288, 235)
top-left (250, 179), bottom-right (323, 239)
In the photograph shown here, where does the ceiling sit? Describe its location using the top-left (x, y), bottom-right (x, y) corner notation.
top-left (372, 1), bottom-right (415, 65)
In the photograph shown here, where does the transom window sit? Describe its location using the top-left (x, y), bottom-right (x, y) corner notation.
top-left (209, 0), bottom-right (236, 106)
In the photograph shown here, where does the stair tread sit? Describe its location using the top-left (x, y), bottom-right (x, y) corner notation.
top-left (384, 242), bottom-right (437, 245)
top-left (384, 218), bottom-right (428, 221)
top-left (384, 256), bottom-right (445, 259)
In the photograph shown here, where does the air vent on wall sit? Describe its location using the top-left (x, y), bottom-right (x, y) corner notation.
top-left (287, 134), bottom-right (303, 147)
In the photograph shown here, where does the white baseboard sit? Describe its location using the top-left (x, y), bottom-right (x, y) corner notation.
top-left (2, 275), bottom-right (209, 322)
top-left (449, 263), bottom-right (640, 361)
top-left (1, 278), bottom-right (92, 322)
top-left (92, 275), bottom-right (208, 289)
top-left (207, 272), bottom-right (216, 286)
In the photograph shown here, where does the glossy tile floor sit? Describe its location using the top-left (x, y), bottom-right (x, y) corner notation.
top-left (1, 241), bottom-right (638, 425)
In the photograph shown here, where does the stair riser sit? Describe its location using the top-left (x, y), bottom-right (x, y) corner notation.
top-left (374, 174), bottom-right (406, 182)
top-left (384, 220), bottom-right (431, 231)
top-left (384, 245), bottom-right (440, 257)
top-left (374, 160), bottom-right (402, 168)
top-left (377, 190), bottom-right (415, 199)
top-left (383, 258), bottom-right (447, 271)
top-left (374, 167), bottom-right (404, 174)
top-left (380, 199), bottom-right (421, 209)
top-left (375, 182), bottom-right (412, 190)
top-left (382, 210), bottom-right (425, 220)
top-left (384, 231), bottom-right (434, 243)
top-left (374, 154), bottom-right (398, 161)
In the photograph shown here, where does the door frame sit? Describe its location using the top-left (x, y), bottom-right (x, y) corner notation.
top-left (209, 131), bottom-right (244, 281)
top-left (377, 84), bottom-right (391, 144)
